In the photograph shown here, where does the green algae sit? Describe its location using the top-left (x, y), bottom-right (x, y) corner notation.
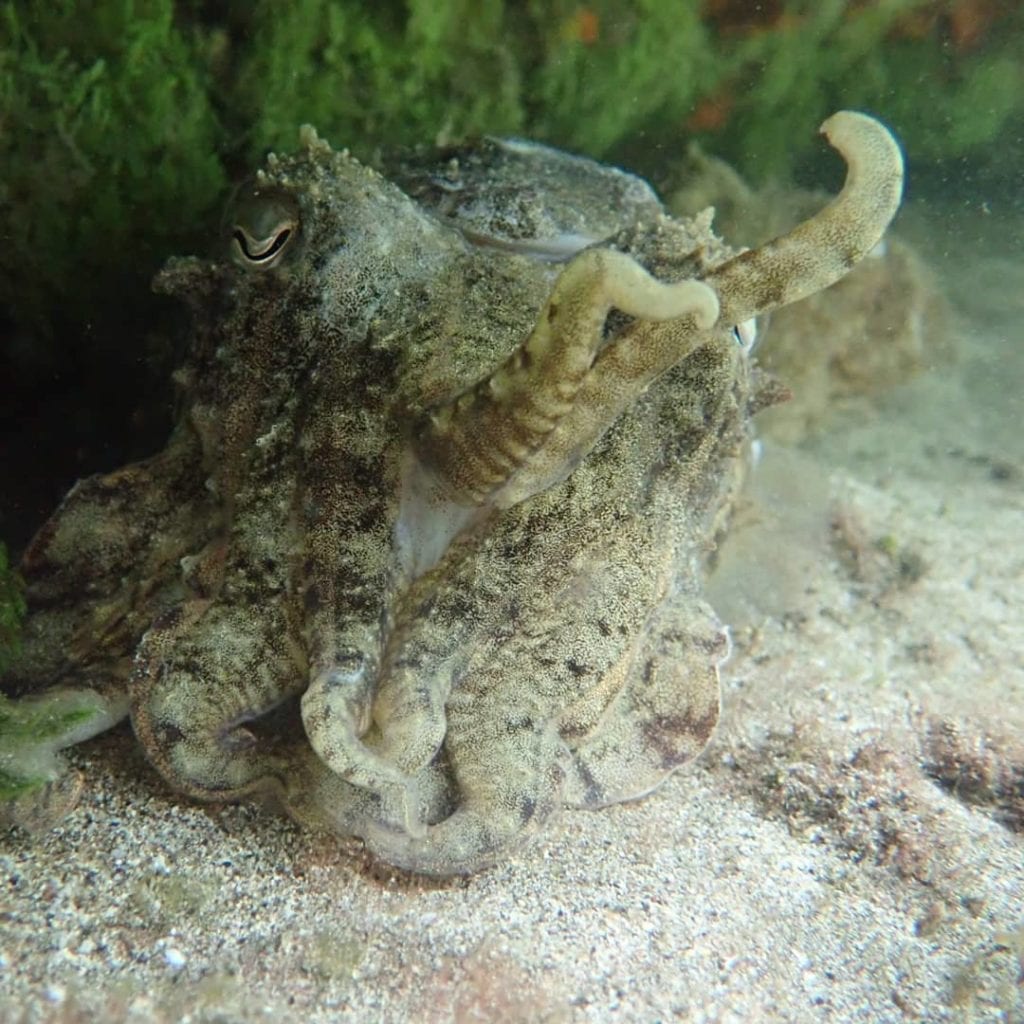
top-left (0, 0), bottom-right (225, 359)
top-left (0, 688), bottom-right (127, 826)
top-left (233, 0), bottom-right (527, 157)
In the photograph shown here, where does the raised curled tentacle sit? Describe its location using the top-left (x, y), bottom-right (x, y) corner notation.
top-left (705, 110), bottom-right (904, 326)
top-left (488, 111), bottom-right (904, 510)
top-left (416, 248), bottom-right (718, 506)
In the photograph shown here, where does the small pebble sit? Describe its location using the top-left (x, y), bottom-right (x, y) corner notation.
top-left (163, 947), bottom-right (186, 970)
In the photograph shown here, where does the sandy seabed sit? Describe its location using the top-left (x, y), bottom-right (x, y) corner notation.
top-left (1, 199), bottom-right (1022, 1024)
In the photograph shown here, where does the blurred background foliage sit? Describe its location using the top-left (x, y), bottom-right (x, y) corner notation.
top-left (1, 0), bottom-right (1022, 644)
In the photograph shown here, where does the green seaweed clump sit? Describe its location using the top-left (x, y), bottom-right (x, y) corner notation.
top-left (233, 0), bottom-right (527, 158)
top-left (0, 687), bottom-right (127, 830)
top-left (0, 0), bottom-right (225, 362)
top-left (233, 0), bottom-right (720, 161)
top-left (692, 0), bottom-right (1024, 181)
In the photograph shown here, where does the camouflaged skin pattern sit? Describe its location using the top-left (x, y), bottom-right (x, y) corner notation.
top-left (2, 113), bottom-right (902, 874)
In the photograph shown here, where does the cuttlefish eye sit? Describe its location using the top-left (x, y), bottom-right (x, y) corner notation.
top-left (731, 318), bottom-right (758, 353)
top-left (230, 191), bottom-right (300, 269)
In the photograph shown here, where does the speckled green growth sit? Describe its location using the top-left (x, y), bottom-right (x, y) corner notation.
top-left (712, 0), bottom-right (1024, 177)
top-left (0, 0), bottom-right (225, 355)
top-left (0, 689), bottom-right (125, 802)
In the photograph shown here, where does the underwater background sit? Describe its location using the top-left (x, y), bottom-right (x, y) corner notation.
top-left (2, 2), bottom-right (1023, 1020)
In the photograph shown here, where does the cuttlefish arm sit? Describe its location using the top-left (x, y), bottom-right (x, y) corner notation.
top-left (704, 110), bottom-right (904, 325)
top-left (413, 111), bottom-right (903, 511)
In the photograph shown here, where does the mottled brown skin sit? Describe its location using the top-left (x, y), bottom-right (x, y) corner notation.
top-left (1, 113), bottom-right (902, 875)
